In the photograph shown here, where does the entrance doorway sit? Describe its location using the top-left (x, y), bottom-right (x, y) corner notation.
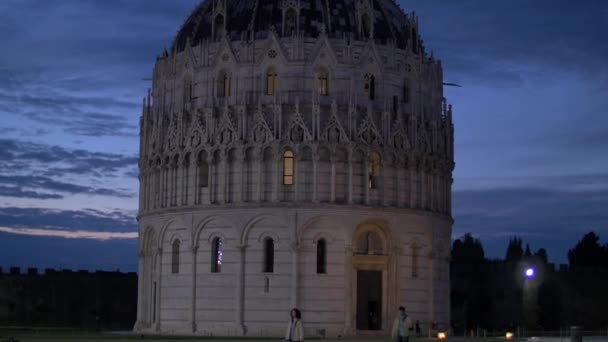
top-left (356, 270), bottom-right (382, 330)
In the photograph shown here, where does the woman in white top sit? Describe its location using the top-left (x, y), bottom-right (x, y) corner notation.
top-left (285, 308), bottom-right (304, 341)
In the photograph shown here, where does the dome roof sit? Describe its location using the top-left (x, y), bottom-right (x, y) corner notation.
top-left (173, 0), bottom-right (415, 52)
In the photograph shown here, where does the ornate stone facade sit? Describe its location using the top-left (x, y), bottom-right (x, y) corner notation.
top-left (135, 0), bottom-right (454, 337)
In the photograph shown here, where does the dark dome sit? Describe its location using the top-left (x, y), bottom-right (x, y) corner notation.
top-left (173, 0), bottom-right (415, 52)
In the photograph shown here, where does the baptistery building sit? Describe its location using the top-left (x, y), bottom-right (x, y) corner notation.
top-left (135, 0), bottom-right (454, 337)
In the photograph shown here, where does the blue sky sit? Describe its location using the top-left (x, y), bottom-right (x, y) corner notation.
top-left (0, 0), bottom-right (607, 271)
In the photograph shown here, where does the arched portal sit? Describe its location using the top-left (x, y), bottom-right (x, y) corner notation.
top-left (350, 221), bottom-right (397, 334)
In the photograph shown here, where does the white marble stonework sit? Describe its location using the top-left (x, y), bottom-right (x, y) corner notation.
top-left (134, 0), bottom-right (454, 338)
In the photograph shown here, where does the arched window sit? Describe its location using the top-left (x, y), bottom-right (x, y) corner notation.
top-left (199, 157), bottom-right (209, 189)
top-left (263, 237), bottom-right (274, 273)
top-left (283, 150), bottom-right (294, 185)
top-left (184, 79), bottom-right (193, 103)
top-left (211, 237), bottom-right (223, 273)
top-left (361, 14), bottom-right (371, 39)
top-left (368, 152), bottom-right (381, 189)
top-left (316, 239), bottom-right (327, 274)
top-left (403, 80), bottom-right (410, 103)
top-left (364, 74), bottom-right (375, 100)
top-left (217, 71), bottom-right (231, 98)
top-left (266, 67), bottom-right (277, 96)
top-left (284, 8), bottom-right (297, 36)
top-left (318, 69), bottom-right (329, 96)
top-left (264, 276), bottom-right (270, 293)
top-left (214, 15), bottom-right (225, 41)
top-left (171, 239), bottom-right (180, 274)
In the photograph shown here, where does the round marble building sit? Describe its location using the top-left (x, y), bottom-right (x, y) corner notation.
top-left (135, 0), bottom-right (454, 337)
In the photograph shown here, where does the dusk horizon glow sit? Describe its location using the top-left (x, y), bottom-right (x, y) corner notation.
top-left (1, 0), bottom-right (607, 271)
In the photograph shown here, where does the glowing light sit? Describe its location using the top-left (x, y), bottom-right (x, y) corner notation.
top-left (506, 332), bottom-right (514, 340)
top-left (438, 332), bottom-right (447, 340)
top-left (525, 267), bottom-right (535, 278)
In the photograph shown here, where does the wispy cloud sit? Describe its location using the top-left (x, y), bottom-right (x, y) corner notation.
top-left (0, 226), bottom-right (137, 241)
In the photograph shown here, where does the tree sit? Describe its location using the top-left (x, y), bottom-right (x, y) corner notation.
top-left (452, 233), bottom-right (485, 265)
top-left (568, 232), bottom-right (604, 269)
top-left (534, 248), bottom-right (548, 264)
top-left (524, 244), bottom-right (532, 258)
top-left (505, 237), bottom-right (523, 262)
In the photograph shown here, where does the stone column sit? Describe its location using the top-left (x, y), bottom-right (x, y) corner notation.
top-left (175, 161), bottom-right (182, 207)
top-left (382, 161), bottom-right (389, 207)
top-left (256, 149), bottom-right (262, 202)
top-left (294, 156), bottom-right (299, 202)
top-left (330, 154), bottom-right (336, 203)
top-left (429, 172), bottom-right (435, 212)
top-left (206, 154), bottom-right (214, 204)
top-left (347, 157), bottom-right (353, 204)
top-left (312, 154), bottom-right (319, 202)
top-left (155, 247), bottom-right (163, 332)
top-left (420, 169), bottom-right (426, 210)
top-left (364, 153), bottom-right (370, 205)
top-left (409, 167), bottom-right (415, 209)
top-left (236, 245), bottom-right (246, 334)
top-left (343, 246), bottom-right (353, 334)
top-left (290, 242), bottom-right (300, 308)
top-left (428, 251), bottom-right (435, 327)
top-left (237, 150), bottom-right (246, 203)
top-left (396, 160), bottom-right (403, 207)
top-left (187, 159), bottom-right (196, 206)
top-left (190, 245), bottom-right (198, 332)
top-left (273, 151), bottom-right (281, 202)
top-left (135, 251), bottom-right (144, 328)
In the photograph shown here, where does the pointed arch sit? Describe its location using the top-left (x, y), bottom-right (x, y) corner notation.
top-left (214, 14), bottom-right (225, 42)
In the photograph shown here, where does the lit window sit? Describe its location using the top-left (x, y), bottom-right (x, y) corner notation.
top-left (211, 237), bottom-right (223, 273)
top-left (263, 238), bottom-right (274, 273)
top-left (283, 150), bottom-right (294, 185)
top-left (364, 74), bottom-right (375, 100)
top-left (171, 239), bottom-right (180, 274)
top-left (318, 70), bottom-right (329, 96)
top-left (266, 68), bottom-right (277, 96)
top-left (368, 152), bottom-right (381, 189)
top-left (317, 239), bottom-right (327, 274)
top-left (217, 71), bottom-right (231, 97)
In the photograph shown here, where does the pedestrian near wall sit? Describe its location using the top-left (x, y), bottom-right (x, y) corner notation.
top-left (391, 306), bottom-right (413, 342)
top-left (285, 308), bottom-right (304, 341)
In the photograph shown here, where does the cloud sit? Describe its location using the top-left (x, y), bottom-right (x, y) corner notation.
top-left (0, 175), bottom-right (134, 199)
top-left (0, 206), bottom-right (136, 233)
top-left (0, 138), bottom-right (137, 178)
top-left (0, 226), bottom-right (137, 241)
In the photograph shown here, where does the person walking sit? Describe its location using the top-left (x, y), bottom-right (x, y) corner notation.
top-left (391, 306), bottom-right (413, 342)
top-left (285, 308), bottom-right (304, 341)
top-left (415, 320), bottom-right (421, 337)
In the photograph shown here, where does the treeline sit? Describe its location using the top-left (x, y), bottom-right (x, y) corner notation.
top-left (450, 232), bottom-right (608, 332)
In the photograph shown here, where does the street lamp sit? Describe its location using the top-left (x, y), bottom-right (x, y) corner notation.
top-left (525, 267), bottom-right (535, 278)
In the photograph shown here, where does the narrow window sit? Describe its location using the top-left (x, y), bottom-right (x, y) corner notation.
top-left (199, 159), bottom-right (209, 188)
top-left (283, 150), bottom-right (294, 185)
top-left (316, 239), bottom-right (327, 274)
top-left (217, 71), bottom-right (231, 97)
top-left (364, 74), bottom-right (375, 100)
top-left (285, 8), bottom-right (297, 36)
top-left (318, 70), bottom-right (329, 96)
top-left (361, 14), bottom-right (371, 39)
top-left (266, 67), bottom-right (277, 96)
top-left (171, 239), bottom-right (180, 274)
top-left (403, 81), bottom-right (410, 103)
top-left (211, 237), bottom-right (223, 273)
top-left (214, 15), bottom-right (225, 41)
top-left (263, 238), bottom-right (274, 273)
top-left (368, 152), bottom-right (381, 189)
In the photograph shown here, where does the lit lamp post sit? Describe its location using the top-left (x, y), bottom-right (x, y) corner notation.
top-left (522, 267), bottom-right (538, 333)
